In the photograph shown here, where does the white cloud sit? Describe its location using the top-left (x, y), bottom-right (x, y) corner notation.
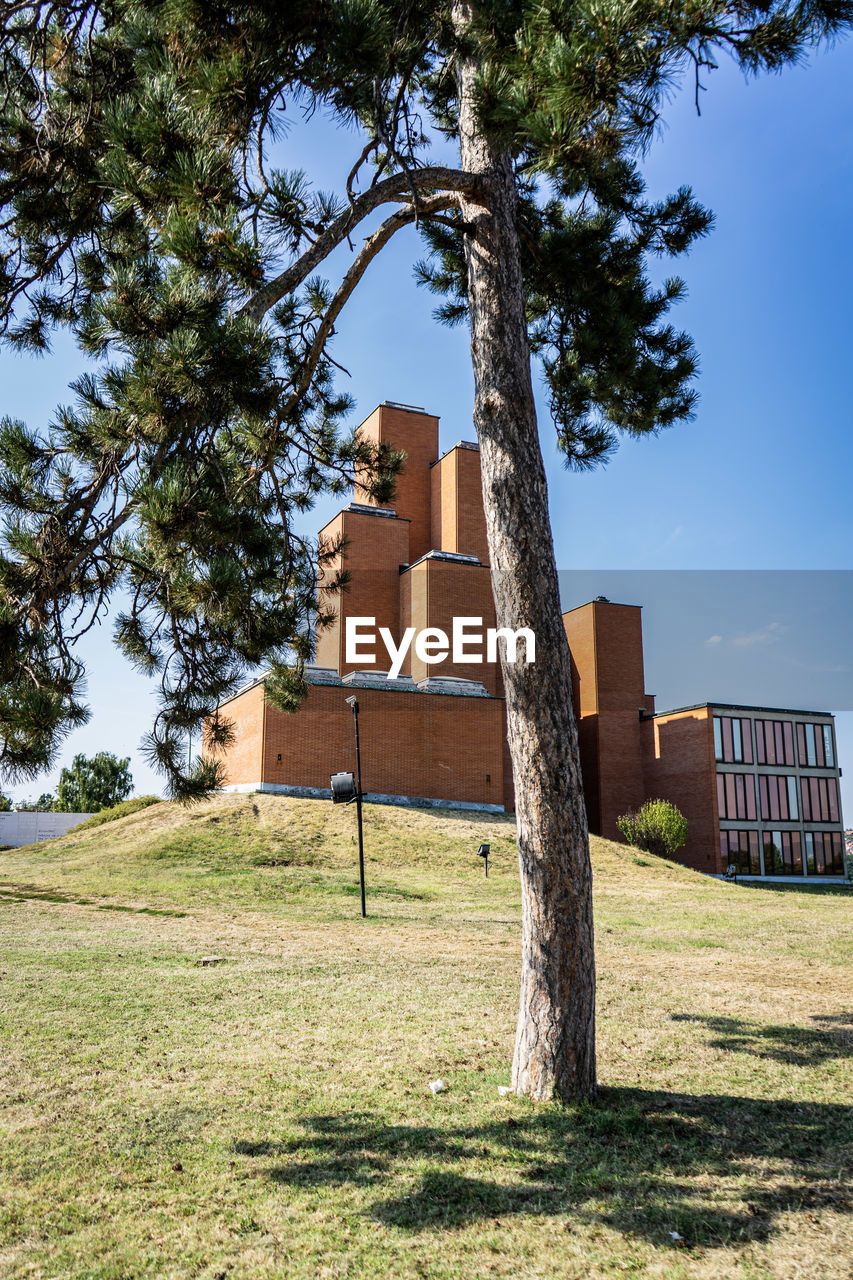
top-left (731, 620), bottom-right (785, 648)
top-left (705, 634), bottom-right (723, 646)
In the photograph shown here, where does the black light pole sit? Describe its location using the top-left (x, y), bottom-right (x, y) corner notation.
top-left (345, 695), bottom-right (366, 918)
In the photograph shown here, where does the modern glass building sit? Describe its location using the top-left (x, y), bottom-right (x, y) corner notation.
top-left (713, 705), bottom-right (845, 878)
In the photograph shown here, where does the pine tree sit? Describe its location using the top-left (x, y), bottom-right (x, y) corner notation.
top-left (0, 0), bottom-right (848, 1099)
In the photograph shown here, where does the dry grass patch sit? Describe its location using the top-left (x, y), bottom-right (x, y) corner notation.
top-left (1, 794), bottom-right (851, 1279)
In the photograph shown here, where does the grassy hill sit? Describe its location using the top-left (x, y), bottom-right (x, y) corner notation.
top-left (1, 795), bottom-right (851, 1279)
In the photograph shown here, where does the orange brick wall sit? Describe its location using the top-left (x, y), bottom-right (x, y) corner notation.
top-left (316, 509), bottom-right (410, 674)
top-left (643, 708), bottom-right (720, 873)
top-left (562, 600), bottom-right (649, 841)
top-left (354, 404), bottom-right (438, 562)
top-left (405, 559), bottom-right (501, 694)
top-left (206, 683), bottom-right (265, 787)
top-left (575, 716), bottom-right (601, 834)
top-left (501, 703), bottom-right (516, 813)
top-left (430, 452), bottom-right (454, 557)
top-left (430, 445), bottom-right (490, 564)
top-left (594, 603), bottom-right (650, 838)
top-left (230, 682), bottom-right (505, 808)
top-left (596, 712), bottom-right (648, 840)
top-left (455, 447), bottom-right (490, 564)
top-left (563, 605), bottom-right (599, 718)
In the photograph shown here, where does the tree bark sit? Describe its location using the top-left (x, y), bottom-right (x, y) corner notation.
top-left (453, 0), bottom-right (596, 1102)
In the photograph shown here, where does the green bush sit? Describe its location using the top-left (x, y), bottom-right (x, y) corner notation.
top-left (72, 796), bottom-right (162, 830)
top-left (616, 799), bottom-right (688, 860)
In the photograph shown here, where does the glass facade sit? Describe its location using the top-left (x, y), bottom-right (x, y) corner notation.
top-left (721, 829), bottom-right (761, 876)
top-left (758, 774), bottom-right (799, 822)
top-left (714, 716), bottom-right (753, 764)
top-left (713, 709), bottom-right (844, 879)
top-left (796, 721), bottom-right (835, 768)
top-left (800, 775), bottom-right (840, 823)
top-left (717, 771), bottom-right (757, 820)
top-left (754, 719), bottom-right (795, 766)
top-left (804, 831), bottom-right (846, 876)
top-left (763, 830), bottom-right (803, 876)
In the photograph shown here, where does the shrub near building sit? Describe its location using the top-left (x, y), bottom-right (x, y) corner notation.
top-left (617, 800), bottom-right (689, 861)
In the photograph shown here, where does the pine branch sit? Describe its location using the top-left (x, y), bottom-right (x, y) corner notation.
top-left (279, 196), bottom-right (458, 416)
top-left (240, 167), bottom-right (482, 323)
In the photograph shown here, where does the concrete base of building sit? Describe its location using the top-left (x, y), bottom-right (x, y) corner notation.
top-left (221, 781), bottom-right (506, 814)
top-left (714, 873), bottom-right (850, 885)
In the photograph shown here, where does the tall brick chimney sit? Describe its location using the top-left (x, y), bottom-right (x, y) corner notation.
top-left (354, 401), bottom-right (439, 563)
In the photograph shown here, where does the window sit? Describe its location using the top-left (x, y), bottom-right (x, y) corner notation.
top-left (763, 830), bottom-right (803, 876)
top-left (809, 831), bottom-right (846, 876)
top-left (721, 829), bottom-right (761, 876)
top-left (754, 719), bottom-right (795, 766)
top-left (800, 776), bottom-right (840, 823)
top-left (717, 772), bottom-right (757, 820)
top-left (714, 716), bottom-right (753, 763)
top-left (804, 832), bottom-right (815, 875)
top-left (758, 774), bottom-right (799, 821)
top-left (796, 721), bottom-right (834, 768)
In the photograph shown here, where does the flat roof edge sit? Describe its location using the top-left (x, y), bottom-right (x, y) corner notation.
top-left (655, 701), bottom-right (834, 719)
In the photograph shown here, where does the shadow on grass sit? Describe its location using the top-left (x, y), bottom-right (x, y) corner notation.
top-left (670, 1013), bottom-right (853, 1066)
top-left (0, 880), bottom-right (186, 917)
top-left (738, 880), bottom-right (852, 897)
top-left (234, 1087), bottom-right (853, 1247)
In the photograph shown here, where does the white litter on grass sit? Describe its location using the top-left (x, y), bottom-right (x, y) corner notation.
top-left (428, 1079), bottom-right (446, 1096)
top-left (668, 1232), bottom-right (686, 1246)
top-left (497, 1086), bottom-right (512, 1097)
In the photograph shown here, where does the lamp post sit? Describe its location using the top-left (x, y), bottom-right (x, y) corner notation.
top-left (345, 695), bottom-right (366, 918)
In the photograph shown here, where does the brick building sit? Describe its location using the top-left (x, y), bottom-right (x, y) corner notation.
top-left (211, 402), bottom-right (848, 883)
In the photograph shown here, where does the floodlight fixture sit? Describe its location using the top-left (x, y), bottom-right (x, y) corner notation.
top-left (478, 842), bottom-right (491, 877)
top-left (331, 695), bottom-right (366, 916)
top-left (330, 771), bottom-right (357, 805)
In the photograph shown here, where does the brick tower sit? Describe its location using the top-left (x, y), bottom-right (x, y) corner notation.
top-left (211, 402), bottom-right (511, 811)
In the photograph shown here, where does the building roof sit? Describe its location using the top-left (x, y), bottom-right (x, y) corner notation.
top-left (654, 700), bottom-right (834, 720)
top-left (430, 440), bottom-right (480, 466)
top-left (562, 599), bottom-right (642, 614)
top-left (217, 665), bottom-right (495, 707)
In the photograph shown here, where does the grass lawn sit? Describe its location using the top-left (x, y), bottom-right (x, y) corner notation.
top-left (1, 793), bottom-right (851, 1279)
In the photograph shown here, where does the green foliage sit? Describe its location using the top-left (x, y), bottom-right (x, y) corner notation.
top-left (56, 752), bottom-right (134, 813)
top-left (0, 792), bottom-right (12, 810)
top-left (617, 799), bottom-right (689, 861)
top-left (14, 791), bottom-right (56, 810)
top-left (0, 0), bottom-right (848, 796)
top-left (72, 794), bottom-right (162, 830)
top-left (1, 793), bottom-right (851, 1277)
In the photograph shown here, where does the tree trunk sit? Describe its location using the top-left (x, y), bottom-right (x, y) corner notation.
top-left (453, 0), bottom-right (596, 1102)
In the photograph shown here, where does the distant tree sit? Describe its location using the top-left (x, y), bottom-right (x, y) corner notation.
top-left (0, 793), bottom-right (11, 811)
top-left (56, 753), bottom-right (133, 813)
top-left (617, 800), bottom-right (688, 860)
top-left (16, 791), bottom-right (56, 809)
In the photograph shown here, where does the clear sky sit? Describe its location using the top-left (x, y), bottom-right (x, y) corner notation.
top-left (2, 41), bottom-right (851, 819)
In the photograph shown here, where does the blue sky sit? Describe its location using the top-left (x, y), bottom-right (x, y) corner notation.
top-left (2, 40), bottom-right (852, 818)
